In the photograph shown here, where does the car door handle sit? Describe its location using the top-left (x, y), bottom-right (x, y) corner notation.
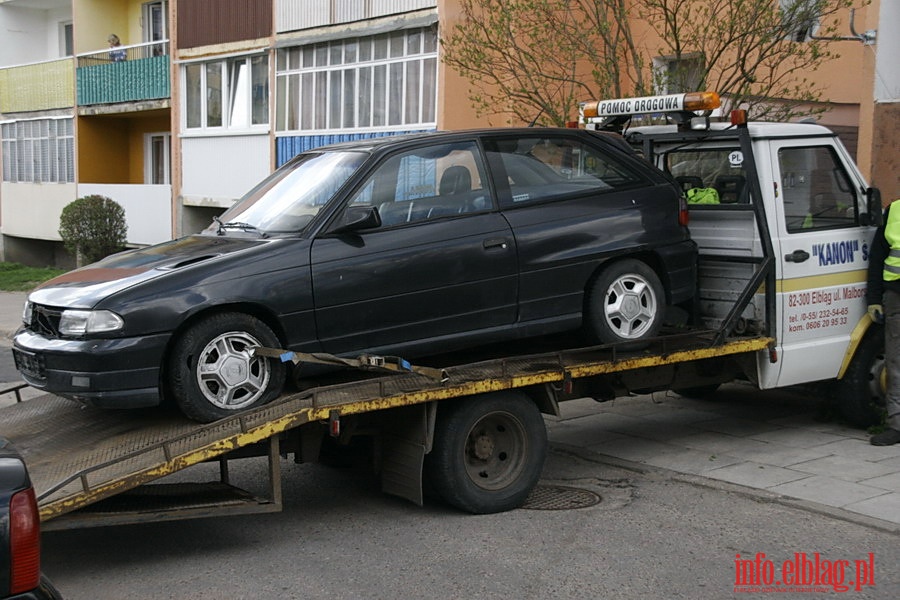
top-left (785, 249), bottom-right (810, 263)
top-left (483, 238), bottom-right (510, 250)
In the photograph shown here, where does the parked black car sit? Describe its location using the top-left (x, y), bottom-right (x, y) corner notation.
top-left (0, 438), bottom-right (63, 600)
top-left (14, 128), bottom-right (696, 422)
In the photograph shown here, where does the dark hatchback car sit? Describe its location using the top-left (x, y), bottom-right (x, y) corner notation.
top-left (14, 128), bottom-right (696, 422)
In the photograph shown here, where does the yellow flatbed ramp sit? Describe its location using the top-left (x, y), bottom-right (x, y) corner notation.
top-left (1, 334), bottom-right (771, 526)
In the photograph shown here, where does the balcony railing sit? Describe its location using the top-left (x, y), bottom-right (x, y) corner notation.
top-left (76, 40), bottom-right (170, 106)
top-left (0, 58), bottom-right (75, 114)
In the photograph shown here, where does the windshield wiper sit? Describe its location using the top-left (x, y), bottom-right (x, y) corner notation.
top-left (212, 216), bottom-right (268, 238)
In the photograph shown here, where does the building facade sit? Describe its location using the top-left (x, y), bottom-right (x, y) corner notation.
top-left (0, 0), bottom-right (895, 267)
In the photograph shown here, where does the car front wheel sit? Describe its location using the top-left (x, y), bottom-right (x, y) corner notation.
top-left (169, 312), bottom-right (286, 422)
top-left (585, 258), bottom-right (664, 348)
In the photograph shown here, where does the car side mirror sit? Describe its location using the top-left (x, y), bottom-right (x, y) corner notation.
top-left (861, 187), bottom-right (883, 226)
top-left (329, 205), bottom-right (382, 234)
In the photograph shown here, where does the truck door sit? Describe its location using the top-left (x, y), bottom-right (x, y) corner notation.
top-left (769, 140), bottom-right (875, 387)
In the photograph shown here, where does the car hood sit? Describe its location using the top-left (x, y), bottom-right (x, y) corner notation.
top-left (29, 235), bottom-right (269, 308)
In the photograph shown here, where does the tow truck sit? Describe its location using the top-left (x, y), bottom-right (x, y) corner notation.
top-left (0, 91), bottom-right (885, 529)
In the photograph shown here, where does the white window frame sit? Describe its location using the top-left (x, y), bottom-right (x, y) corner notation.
top-left (142, 1), bottom-right (168, 43)
top-left (144, 132), bottom-right (171, 184)
top-left (275, 26), bottom-right (438, 135)
top-left (780, 0), bottom-right (821, 42)
top-left (1, 118), bottom-right (74, 184)
top-left (182, 53), bottom-right (270, 134)
top-left (59, 21), bottom-right (74, 57)
top-left (652, 53), bottom-right (705, 95)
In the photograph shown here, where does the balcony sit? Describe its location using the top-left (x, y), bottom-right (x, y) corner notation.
top-left (76, 41), bottom-right (170, 107)
top-left (0, 58), bottom-right (75, 114)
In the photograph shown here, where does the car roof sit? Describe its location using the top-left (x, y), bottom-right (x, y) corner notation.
top-left (311, 127), bottom-right (626, 153)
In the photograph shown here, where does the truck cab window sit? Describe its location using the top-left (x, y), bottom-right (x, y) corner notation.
top-left (665, 148), bottom-right (750, 204)
top-left (778, 146), bottom-right (857, 233)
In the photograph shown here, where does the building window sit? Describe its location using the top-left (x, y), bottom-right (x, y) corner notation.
top-left (1, 119), bottom-right (74, 184)
top-left (142, 1), bottom-right (168, 43)
top-left (60, 22), bottom-right (74, 57)
top-left (183, 54), bottom-right (269, 132)
top-left (145, 133), bottom-right (171, 184)
top-left (653, 53), bottom-right (705, 95)
top-left (275, 25), bottom-right (438, 134)
top-left (780, 0), bottom-right (820, 42)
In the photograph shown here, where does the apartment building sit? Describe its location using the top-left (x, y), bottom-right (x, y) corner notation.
top-left (0, 0), bottom-right (895, 267)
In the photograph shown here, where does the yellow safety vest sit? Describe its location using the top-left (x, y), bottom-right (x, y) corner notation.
top-left (885, 202), bottom-right (900, 281)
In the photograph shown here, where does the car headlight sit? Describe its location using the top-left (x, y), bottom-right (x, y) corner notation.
top-left (59, 309), bottom-right (124, 336)
top-left (22, 300), bottom-right (33, 325)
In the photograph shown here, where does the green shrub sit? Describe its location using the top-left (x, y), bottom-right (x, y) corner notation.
top-left (58, 195), bottom-right (128, 266)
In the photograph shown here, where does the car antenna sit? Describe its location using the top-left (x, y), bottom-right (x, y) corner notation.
top-left (528, 108), bottom-right (544, 128)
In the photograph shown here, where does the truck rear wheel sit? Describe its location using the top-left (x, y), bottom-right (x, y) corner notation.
top-left (831, 325), bottom-right (886, 428)
top-left (427, 392), bottom-right (547, 514)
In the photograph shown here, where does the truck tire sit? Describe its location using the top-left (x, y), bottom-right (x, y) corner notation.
top-left (427, 392), bottom-right (547, 514)
top-left (831, 325), bottom-right (886, 428)
top-left (169, 312), bottom-right (287, 423)
top-left (585, 259), bottom-right (664, 349)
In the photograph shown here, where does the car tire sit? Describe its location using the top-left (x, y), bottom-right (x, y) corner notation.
top-left (426, 391), bottom-right (547, 514)
top-left (169, 312), bottom-right (287, 423)
top-left (585, 259), bottom-right (664, 348)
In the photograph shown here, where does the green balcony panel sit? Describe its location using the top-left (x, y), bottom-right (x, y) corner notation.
top-left (0, 59), bottom-right (75, 113)
top-left (77, 55), bottom-right (170, 106)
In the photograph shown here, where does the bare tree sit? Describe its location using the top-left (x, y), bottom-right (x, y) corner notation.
top-left (441, 0), bottom-right (857, 124)
top-left (440, 0), bottom-right (591, 126)
top-left (642, 0), bottom-right (856, 120)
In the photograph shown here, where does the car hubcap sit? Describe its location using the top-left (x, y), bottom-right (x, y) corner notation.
top-left (604, 274), bottom-right (658, 339)
top-left (463, 412), bottom-right (527, 491)
top-left (196, 331), bottom-right (270, 410)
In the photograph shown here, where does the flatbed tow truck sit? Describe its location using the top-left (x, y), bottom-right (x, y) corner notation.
top-left (0, 91), bottom-right (886, 529)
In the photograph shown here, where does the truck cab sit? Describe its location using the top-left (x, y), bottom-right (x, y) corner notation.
top-left (582, 91), bottom-right (885, 424)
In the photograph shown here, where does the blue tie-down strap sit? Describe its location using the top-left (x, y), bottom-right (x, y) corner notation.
top-left (252, 347), bottom-right (447, 382)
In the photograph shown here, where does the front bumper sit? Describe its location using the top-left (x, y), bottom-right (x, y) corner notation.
top-left (12, 329), bottom-right (171, 408)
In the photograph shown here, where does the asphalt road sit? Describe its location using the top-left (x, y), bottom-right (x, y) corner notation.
top-left (41, 442), bottom-right (900, 599)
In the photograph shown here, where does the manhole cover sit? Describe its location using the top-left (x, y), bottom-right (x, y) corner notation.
top-left (521, 484), bottom-right (602, 510)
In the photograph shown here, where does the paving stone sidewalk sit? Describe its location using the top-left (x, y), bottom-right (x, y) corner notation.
top-left (547, 384), bottom-right (900, 528)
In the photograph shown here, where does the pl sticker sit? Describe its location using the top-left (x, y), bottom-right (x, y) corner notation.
top-left (729, 151), bottom-right (744, 166)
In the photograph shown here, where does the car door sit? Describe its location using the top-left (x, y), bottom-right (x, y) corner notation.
top-left (770, 140), bottom-right (875, 387)
top-left (310, 139), bottom-right (518, 353)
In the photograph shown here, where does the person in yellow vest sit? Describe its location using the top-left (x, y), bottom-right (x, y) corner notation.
top-left (867, 199), bottom-right (900, 445)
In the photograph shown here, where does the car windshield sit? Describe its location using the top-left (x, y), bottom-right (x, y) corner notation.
top-left (209, 150), bottom-right (367, 234)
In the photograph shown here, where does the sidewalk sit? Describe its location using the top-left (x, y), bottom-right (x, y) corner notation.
top-left (547, 386), bottom-right (900, 529)
top-left (0, 290), bottom-right (26, 345)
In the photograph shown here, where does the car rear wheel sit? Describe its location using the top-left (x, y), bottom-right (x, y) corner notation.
top-left (169, 312), bottom-right (286, 423)
top-left (585, 259), bottom-right (664, 348)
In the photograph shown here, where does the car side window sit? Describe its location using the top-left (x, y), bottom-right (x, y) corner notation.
top-left (486, 135), bottom-right (646, 206)
top-left (778, 146), bottom-right (858, 233)
top-left (347, 141), bottom-right (491, 227)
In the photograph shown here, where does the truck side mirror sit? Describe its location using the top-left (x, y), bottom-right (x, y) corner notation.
top-left (862, 187), bottom-right (882, 226)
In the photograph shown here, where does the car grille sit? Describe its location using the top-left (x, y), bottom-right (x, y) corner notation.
top-left (29, 304), bottom-right (63, 338)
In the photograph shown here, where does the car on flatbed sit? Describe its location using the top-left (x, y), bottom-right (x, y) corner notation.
top-left (0, 438), bottom-right (62, 600)
top-left (13, 127), bottom-right (696, 422)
